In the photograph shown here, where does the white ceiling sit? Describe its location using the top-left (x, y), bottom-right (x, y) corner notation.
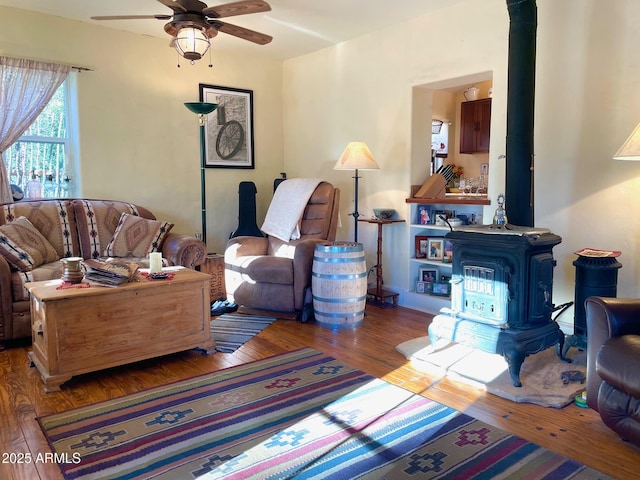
top-left (0, 0), bottom-right (468, 60)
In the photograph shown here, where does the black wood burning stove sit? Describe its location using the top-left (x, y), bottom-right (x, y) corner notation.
top-left (429, 0), bottom-right (563, 387)
top-left (429, 222), bottom-right (568, 387)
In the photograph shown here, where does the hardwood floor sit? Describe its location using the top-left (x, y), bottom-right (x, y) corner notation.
top-left (1, 304), bottom-right (637, 479)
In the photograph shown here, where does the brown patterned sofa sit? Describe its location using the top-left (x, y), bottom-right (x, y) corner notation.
top-left (0, 199), bottom-right (206, 346)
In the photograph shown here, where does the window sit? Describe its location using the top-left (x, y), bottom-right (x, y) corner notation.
top-left (3, 76), bottom-right (77, 199)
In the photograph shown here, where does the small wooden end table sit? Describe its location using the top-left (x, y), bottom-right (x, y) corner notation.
top-left (27, 268), bottom-right (214, 392)
top-left (198, 253), bottom-right (226, 302)
top-left (358, 218), bottom-right (405, 308)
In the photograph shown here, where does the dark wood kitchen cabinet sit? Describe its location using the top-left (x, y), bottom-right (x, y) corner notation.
top-left (460, 98), bottom-right (491, 153)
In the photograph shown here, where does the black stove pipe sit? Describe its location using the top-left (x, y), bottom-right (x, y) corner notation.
top-left (505, 0), bottom-right (537, 227)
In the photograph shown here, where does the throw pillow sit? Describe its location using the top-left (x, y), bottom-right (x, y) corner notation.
top-left (0, 216), bottom-right (59, 271)
top-left (104, 213), bottom-right (174, 258)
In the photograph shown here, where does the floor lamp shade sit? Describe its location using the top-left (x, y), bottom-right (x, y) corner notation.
top-left (334, 142), bottom-right (380, 171)
top-left (334, 142), bottom-right (380, 242)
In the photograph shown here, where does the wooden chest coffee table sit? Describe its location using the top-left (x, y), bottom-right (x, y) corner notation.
top-left (27, 268), bottom-right (214, 392)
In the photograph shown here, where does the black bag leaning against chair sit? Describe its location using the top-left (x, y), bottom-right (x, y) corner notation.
top-left (230, 181), bottom-right (264, 239)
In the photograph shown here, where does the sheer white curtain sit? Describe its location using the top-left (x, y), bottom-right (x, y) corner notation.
top-left (0, 57), bottom-right (71, 203)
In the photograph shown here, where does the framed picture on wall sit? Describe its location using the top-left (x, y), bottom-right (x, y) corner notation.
top-left (199, 84), bottom-right (254, 169)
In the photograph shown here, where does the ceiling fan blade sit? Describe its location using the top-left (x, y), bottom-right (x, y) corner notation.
top-left (212, 20), bottom-right (272, 45)
top-left (203, 0), bottom-right (271, 19)
top-left (157, 0), bottom-right (188, 13)
top-left (91, 14), bottom-right (172, 20)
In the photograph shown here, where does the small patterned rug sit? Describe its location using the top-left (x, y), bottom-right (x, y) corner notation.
top-left (38, 348), bottom-right (610, 480)
top-left (210, 313), bottom-right (277, 353)
top-left (397, 337), bottom-right (587, 408)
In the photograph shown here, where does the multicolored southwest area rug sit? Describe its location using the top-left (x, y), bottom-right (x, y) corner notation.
top-left (38, 348), bottom-right (611, 480)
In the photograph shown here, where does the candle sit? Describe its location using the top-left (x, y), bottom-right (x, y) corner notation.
top-left (149, 252), bottom-right (163, 274)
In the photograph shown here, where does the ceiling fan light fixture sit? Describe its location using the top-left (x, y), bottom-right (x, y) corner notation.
top-left (92, 1), bottom-right (272, 67)
top-left (174, 25), bottom-right (210, 62)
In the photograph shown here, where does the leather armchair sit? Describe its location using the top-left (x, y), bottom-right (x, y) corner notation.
top-left (585, 296), bottom-right (640, 446)
top-left (225, 181), bottom-right (340, 318)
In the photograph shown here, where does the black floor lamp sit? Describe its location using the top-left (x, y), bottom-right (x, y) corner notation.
top-left (334, 142), bottom-right (380, 242)
top-left (185, 102), bottom-right (218, 245)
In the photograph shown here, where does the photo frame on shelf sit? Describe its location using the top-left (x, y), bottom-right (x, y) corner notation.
top-left (432, 282), bottom-right (451, 297)
top-left (443, 239), bottom-right (453, 262)
top-left (200, 84), bottom-right (254, 169)
top-left (417, 205), bottom-right (431, 225)
top-left (415, 235), bottom-right (429, 259)
top-left (419, 267), bottom-right (438, 283)
top-left (416, 281), bottom-right (426, 293)
top-left (456, 214), bottom-right (469, 225)
top-left (427, 238), bottom-right (444, 261)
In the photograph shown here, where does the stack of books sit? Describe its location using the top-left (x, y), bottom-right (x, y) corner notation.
top-left (82, 259), bottom-right (139, 287)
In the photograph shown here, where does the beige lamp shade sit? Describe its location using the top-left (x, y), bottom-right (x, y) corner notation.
top-left (614, 122), bottom-right (640, 160)
top-left (334, 142), bottom-right (380, 170)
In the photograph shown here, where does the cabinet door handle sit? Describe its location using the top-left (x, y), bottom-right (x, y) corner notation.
top-left (33, 321), bottom-right (43, 336)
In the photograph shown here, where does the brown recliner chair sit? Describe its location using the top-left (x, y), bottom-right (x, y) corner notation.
top-left (585, 296), bottom-right (640, 446)
top-left (224, 181), bottom-right (340, 320)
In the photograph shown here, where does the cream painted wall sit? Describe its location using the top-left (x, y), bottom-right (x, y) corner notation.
top-left (282, 0), bottom-right (509, 304)
top-left (0, 5), bottom-right (284, 254)
top-left (283, 0), bottom-right (640, 318)
top-left (535, 0), bottom-right (640, 303)
top-left (4, 0), bottom-right (640, 319)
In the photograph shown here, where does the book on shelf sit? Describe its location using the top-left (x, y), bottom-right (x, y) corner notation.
top-left (82, 258), bottom-right (139, 286)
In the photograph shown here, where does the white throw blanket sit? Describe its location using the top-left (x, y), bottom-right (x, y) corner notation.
top-left (261, 178), bottom-right (323, 242)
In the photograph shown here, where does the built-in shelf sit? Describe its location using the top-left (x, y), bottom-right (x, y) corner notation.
top-left (406, 195), bottom-right (490, 205)
top-left (405, 197), bottom-right (487, 314)
top-left (409, 224), bottom-right (451, 232)
top-left (412, 258), bottom-right (452, 268)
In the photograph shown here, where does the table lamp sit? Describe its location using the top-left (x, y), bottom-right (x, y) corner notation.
top-left (614, 122), bottom-right (640, 160)
top-left (334, 142), bottom-right (380, 242)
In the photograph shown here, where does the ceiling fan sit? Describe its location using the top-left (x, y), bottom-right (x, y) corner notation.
top-left (91, 0), bottom-right (272, 62)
